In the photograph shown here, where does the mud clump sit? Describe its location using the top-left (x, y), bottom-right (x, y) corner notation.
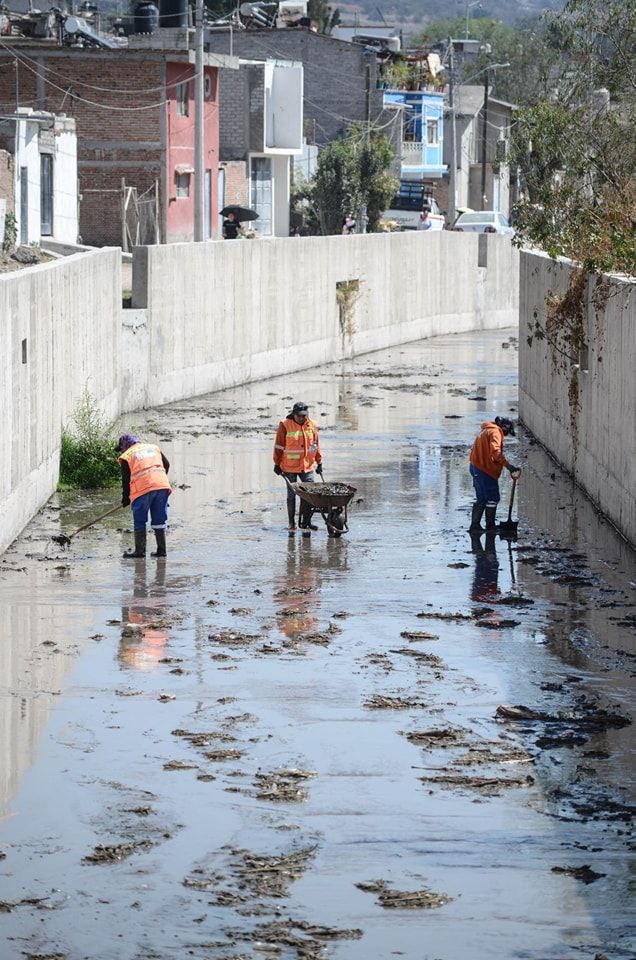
top-left (228, 845), bottom-right (318, 899)
top-left (163, 759), bottom-right (200, 771)
top-left (389, 647), bottom-right (445, 667)
top-left (364, 694), bottom-right (426, 710)
top-left (400, 630), bottom-right (439, 641)
top-left (231, 919), bottom-right (363, 957)
top-left (416, 610), bottom-right (472, 622)
top-left (475, 618), bottom-right (521, 629)
top-left (403, 728), bottom-right (465, 747)
top-left (496, 703), bottom-right (631, 731)
top-left (204, 748), bottom-right (243, 762)
top-left (551, 864), bottom-right (606, 883)
top-left (254, 768), bottom-right (317, 802)
top-left (420, 772), bottom-right (534, 793)
top-left (209, 629), bottom-right (262, 647)
top-left (356, 880), bottom-right (452, 909)
top-left (83, 840), bottom-right (153, 864)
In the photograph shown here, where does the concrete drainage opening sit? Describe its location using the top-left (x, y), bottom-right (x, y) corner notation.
top-left (336, 280), bottom-right (361, 339)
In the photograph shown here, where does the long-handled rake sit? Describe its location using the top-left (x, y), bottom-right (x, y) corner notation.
top-left (51, 503), bottom-right (123, 548)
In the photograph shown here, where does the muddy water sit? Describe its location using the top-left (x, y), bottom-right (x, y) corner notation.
top-left (0, 329), bottom-right (634, 960)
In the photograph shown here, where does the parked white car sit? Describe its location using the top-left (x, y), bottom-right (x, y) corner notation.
top-left (453, 211), bottom-right (515, 236)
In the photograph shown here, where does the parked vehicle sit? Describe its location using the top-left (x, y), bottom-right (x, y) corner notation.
top-left (384, 181), bottom-right (445, 231)
top-left (452, 211), bottom-right (515, 236)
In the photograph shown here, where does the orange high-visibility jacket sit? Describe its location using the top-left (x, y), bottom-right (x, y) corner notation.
top-left (118, 442), bottom-right (171, 503)
top-left (469, 421), bottom-right (510, 479)
top-left (273, 417), bottom-right (322, 474)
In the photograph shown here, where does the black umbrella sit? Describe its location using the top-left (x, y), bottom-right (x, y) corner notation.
top-left (221, 205), bottom-right (259, 222)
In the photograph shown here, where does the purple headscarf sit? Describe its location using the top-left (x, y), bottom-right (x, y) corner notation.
top-left (118, 434), bottom-right (141, 452)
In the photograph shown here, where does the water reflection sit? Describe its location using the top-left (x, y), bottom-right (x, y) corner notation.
top-left (469, 531), bottom-right (500, 602)
top-left (118, 560), bottom-right (170, 671)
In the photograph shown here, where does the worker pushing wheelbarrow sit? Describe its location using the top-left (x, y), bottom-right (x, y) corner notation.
top-left (289, 478), bottom-right (357, 537)
top-left (273, 399), bottom-right (356, 536)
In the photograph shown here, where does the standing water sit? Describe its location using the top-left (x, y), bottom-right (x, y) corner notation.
top-left (0, 329), bottom-right (634, 960)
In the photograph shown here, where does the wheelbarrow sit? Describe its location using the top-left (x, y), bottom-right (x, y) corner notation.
top-left (289, 479), bottom-right (357, 537)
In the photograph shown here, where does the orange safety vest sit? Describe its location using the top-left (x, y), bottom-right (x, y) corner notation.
top-left (274, 417), bottom-right (321, 474)
top-left (118, 442), bottom-right (171, 503)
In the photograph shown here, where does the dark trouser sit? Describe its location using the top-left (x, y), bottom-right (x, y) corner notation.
top-left (284, 471), bottom-right (314, 527)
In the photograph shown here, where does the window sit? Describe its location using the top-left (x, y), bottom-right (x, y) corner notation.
top-left (403, 107), bottom-right (419, 142)
top-left (204, 73), bottom-right (216, 101)
top-left (250, 157), bottom-right (272, 235)
top-left (40, 154), bottom-right (53, 235)
top-left (176, 81), bottom-right (189, 116)
top-left (426, 119), bottom-right (439, 146)
top-left (175, 172), bottom-right (190, 198)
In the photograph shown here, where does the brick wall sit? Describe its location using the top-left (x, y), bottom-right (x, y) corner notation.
top-left (218, 67), bottom-right (250, 160)
top-left (207, 30), bottom-right (385, 144)
top-left (221, 160), bottom-right (248, 206)
top-left (0, 150), bottom-right (13, 214)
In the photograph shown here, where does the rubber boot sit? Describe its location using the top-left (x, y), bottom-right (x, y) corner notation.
top-left (469, 503), bottom-right (485, 532)
top-left (123, 530), bottom-right (146, 559)
top-left (485, 506), bottom-right (497, 531)
top-left (151, 529), bottom-right (166, 558)
top-left (298, 501), bottom-right (315, 533)
top-left (287, 502), bottom-right (297, 532)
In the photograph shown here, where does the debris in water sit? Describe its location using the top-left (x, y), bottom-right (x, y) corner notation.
top-left (403, 728), bottom-right (465, 747)
top-left (496, 703), bottom-right (631, 730)
top-left (416, 610), bottom-right (472, 622)
top-left (163, 759), bottom-right (200, 771)
top-left (83, 841), bottom-right (153, 864)
top-left (204, 748), bottom-right (243, 762)
top-left (254, 768), bottom-right (317, 802)
top-left (475, 618), bottom-right (521, 629)
top-left (356, 880), bottom-right (452, 909)
top-left (364, 694), bottom-right (426, 709)
top-left (420, 772), bottom-right (534, 793)
top-left (158, 694), bottom-right (176, 703)
top-left (551, 864), bottom-right (606, 884)
top-left (209, 629), bottom-right (261, 647)
top-left (389, 648), bottom-right (445, 667)
top-left (400, 630), bottom-right (439, 641)
top-left (447, 562), bottom-right (470, 569)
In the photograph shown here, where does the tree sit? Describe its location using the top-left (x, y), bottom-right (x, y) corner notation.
top-left (307, 0), bottom-right (341, 34)
top-left (510, 0), bottom-right (636, 276)
top-left (307, 126), bottom-right (398, 235)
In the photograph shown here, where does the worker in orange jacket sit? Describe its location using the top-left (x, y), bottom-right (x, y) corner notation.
top-left (469, 417), bottom-right (520, 531)
top-left (118, 434), bottom-right (171, 559)
top-left (273, 401), bottom-right (323, 533)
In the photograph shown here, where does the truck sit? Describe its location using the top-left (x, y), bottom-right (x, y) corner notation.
top-left (383, 181), bottom-right (445, 231)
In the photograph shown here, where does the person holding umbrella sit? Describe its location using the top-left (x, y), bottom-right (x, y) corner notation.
top-left (221, 205), bottom-right (259, 239)
top-left (222, 211), bottom-right (241, 240)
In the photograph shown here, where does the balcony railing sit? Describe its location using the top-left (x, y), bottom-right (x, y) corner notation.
top-left (401, 141), bottom-right (425, 162)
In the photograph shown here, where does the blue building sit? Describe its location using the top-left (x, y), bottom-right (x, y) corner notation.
top-left (384, 88), bottom-right (447, 182)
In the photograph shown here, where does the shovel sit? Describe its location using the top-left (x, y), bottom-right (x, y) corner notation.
top-left (498, 472), bottom-right (520, 538)
top-left (51, 503), bottom-right (123, 548)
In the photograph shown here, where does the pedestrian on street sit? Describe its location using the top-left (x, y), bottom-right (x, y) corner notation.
top-left (468, 417), bottom-right (520, 531)
top-left (118, 434), bottom-right (172, 559)
top-left (273, 402), bottom-right (323, 533)
top-left (417, 207), bottom-right (432, 230)
top-left (341, 213), bottom-right (356, 236)
top-left (222, 211), bottom-right (241, 239)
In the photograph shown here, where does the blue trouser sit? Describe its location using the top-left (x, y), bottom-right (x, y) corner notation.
top-left (470, 464), bottom-right (500, 506)
top-left (131, 489), bottom-right (170, 532)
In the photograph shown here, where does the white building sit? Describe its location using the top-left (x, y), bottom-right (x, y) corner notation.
top-left (218, 58), bottom-right (303, 237)
top-left (0, 109), bottom-right (78, 247)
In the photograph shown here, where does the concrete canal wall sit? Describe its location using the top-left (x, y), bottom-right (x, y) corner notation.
top-left (0, 249), bottom-right (121, 554)
top-left (519, 250), bottom-right (636, 548)
top-left (0, 232), bottom-right (519, 553)
top-left (126, 232), bottom-right (518, 408)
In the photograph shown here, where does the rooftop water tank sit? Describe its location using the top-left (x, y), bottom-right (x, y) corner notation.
top-left (134, 0), bottom-right (159, 33)
top-left (159, 0), bottom-right (187, 28)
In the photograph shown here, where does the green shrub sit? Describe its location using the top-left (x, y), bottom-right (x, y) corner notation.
top-left (59, 388), bottom-right (120, 489)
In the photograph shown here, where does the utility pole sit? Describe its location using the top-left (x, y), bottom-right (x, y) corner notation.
top-left (360, 60), bottom-right (371, 234)
top-left (447, 38), bottom-right (457, 225)
top-left (194, 0), bottom-right (205, 242)
top-left (480, 61), bottom-right (490, 210)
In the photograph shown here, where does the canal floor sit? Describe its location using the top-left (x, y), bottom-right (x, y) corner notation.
top-left (0, 328), bottom-right (634, 960)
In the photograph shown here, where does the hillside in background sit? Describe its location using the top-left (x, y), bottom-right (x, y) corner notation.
top-left (337, 0), bottom-right (564, 33)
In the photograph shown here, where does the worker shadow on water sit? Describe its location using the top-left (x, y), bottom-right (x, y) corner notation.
top-left (273, 537), bottom-right (349, 645)
top-left (119, 560), bottom-right (170, 671)
top-left (470, 531), bottom-right (501, 605)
